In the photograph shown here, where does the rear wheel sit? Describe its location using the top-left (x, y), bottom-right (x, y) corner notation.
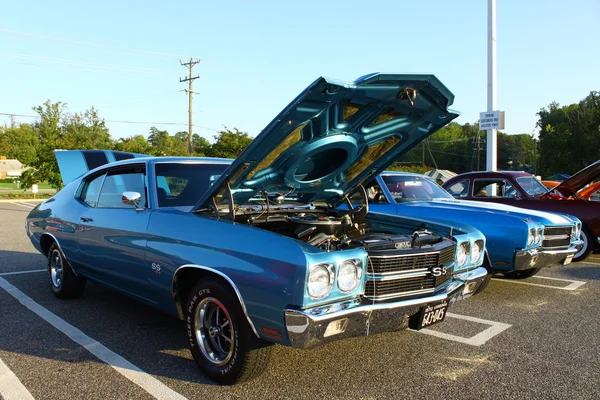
top-left (185, 279), bottom-right (272, 385)
top-left (503, 268), bottom-right (540, 279)
top-left (573, 227), bottom-right (593, 262)
top-left (47, 242), bottom-right (86, 298)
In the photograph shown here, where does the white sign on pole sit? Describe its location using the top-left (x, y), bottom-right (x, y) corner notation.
top-left (479, 110), bottom-right (505, 130)
top-left (31, 184), bottom-right (38, 194)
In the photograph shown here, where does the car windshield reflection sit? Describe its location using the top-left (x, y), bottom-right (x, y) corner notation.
top-left (516, 176), bottom-right (548, 196)
top-left (381, 175), bottom-right (453, 202)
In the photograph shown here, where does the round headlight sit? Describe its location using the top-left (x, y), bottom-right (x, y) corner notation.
top-left (471, 240), bottom-right (483, 263)
top-left (527, 228), bottom-right (535, 246)
top-left (307, 264), bottom-right (334, 299)
top-left (535, 228), bottom-right (543, 244)
top-left (457, 242), bottom-right (469, 267)
top-left (338, 259), bottom-right (362, 293)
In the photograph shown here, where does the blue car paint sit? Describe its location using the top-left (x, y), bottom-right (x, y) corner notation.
top-left (26, 74), bottom-right (488, 350)
top-left (193, 73), bottom-right (460, 210)
top-left (371, 172), bottom-right (580, 271)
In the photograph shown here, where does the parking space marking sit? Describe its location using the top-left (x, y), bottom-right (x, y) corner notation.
top-left (0, 356), bottom-right (35, 400)
top-left (0, 269), bottom-right (46, 277)
top-left (415, 313), bottom-right (512, 346)
top-left (578, 261), bottom-right (600, 266)
top-left (493, 275), bottom-right (586, 291)
top-left (0, 277), bottom-right (188, 400)
top-left (8, 202), bottom-right (35, 209)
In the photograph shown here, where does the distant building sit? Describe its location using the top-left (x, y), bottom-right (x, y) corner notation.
top-left (0, 156), bottom-right (27, 179)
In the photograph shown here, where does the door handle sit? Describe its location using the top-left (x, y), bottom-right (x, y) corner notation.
top-left (80, 217), bottom-right (94, 223)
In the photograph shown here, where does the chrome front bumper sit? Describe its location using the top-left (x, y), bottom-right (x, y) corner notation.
top-left (514, 240), bottom-right (582, 271)
top-left (284, 266), bottom-right (487, 349)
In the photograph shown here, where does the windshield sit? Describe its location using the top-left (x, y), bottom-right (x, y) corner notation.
top-left (516, 176), bottom-right (548, 196)
top-left (381, 175), bottom-right (453, 202)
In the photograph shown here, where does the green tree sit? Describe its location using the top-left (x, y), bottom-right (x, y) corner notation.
top-left (114, 135), bottom-right (152, 154)
top-left (21, 101), bottom-right (65, 189)
top-left (537, 91), bottom-right (600, 176)
top-left (210, 127), bottom-right (253, 159)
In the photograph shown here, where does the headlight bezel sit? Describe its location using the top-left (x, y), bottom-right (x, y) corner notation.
top-left (535, 228), bottom-right (543, 245)
top-left (307, 263), bottom-right (335, 300)
top-left (337, 259), bottom-right (363, 293)
top-left (457, 242), bottom-right (470, 267)
top-left (527, 228), bottom-right (535, 246)
top-left (471, 240), bottom-right (484, 264)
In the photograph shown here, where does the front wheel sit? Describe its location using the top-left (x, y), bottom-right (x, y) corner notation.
top-left (573, 227), bottom-right (593, 262)
top-left (47, 243), bottom-right (86, 298)
top-left (503, 268), bottom-right (540, 279)
top-left (185, 280), bottom-right (272, 385)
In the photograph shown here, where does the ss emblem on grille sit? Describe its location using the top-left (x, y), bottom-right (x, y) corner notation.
top-left (431, 266), bottom-right (447, 277)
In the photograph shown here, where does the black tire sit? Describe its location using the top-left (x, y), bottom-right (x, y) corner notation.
top-left (47, 242), bottom-right (86, 299)
top-left (573, 226), bottom-right (594, 263)
top-left (185, 279), bottom-right (272, 385)
top-left (503, 268), bottom-right (540, 279)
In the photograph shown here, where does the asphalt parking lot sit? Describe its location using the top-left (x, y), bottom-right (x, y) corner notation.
top-left (1, 201), bottom-right (599, 400)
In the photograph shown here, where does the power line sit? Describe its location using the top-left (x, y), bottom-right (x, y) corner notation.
top-left (0, 112), bottom-right (220, 132)
top-left (0, 28), bottom-right (190, 59)
top-left (0, 52), bottom-right (178, 75)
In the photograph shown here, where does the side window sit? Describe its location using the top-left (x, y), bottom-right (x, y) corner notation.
top-left (474, 181), bottom-right (505, 198)
top-left (97, 167), bottom-right (147, 208)
top-left (503, 181), bottom-right (516, 198)
top-left (446, 179), bottom-right (470, 198)
top-left (81, 173), bottom-right (105, 207)
top-left (155, 163), bottom-right (225, 208)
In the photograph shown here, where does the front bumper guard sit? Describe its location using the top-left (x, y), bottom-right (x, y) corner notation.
top-left (514, 240), bottom-right (582, 271)
top-left (284, 266), bottom-right (487, 349)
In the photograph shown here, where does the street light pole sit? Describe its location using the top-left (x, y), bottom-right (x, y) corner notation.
top-left (486, 0), bottom-right (498, 171)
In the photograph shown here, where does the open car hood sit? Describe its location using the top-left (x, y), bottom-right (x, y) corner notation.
top-left (548, 159), bottom-right (600, 198)
top-left (193, 73), bottom-right (458, 212)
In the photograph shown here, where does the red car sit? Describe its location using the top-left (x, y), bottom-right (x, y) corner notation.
top-left (442, 160), bottom-right (600, 262)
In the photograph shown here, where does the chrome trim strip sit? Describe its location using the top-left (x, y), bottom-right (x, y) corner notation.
top-left (172, 264), bottom-right (260, 338)
top-left (367, 270), bottom-right (431, 280)
top-left (368, 250), bottom-right (440, 259)
top-left (543, 234), bottom-right (571, 240)
top-left (364, 288), bottom-right (435, 300)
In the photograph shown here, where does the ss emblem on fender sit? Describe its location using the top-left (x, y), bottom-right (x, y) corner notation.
top-left (151, 263), bottom-right (162, 274)
top-left (431, 266), bottom-right (447, 277)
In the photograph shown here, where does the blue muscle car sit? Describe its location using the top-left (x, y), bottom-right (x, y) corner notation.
top-left (365, 172), bottom-right (582, 280)
top-left (25, 73), bottom-right (488, 385)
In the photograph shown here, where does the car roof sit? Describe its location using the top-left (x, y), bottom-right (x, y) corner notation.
top-left (450, 170), bottom-right (532, 180)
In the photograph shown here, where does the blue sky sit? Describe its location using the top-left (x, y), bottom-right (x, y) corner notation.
top-left (1, 0), bottom-right (598, 141)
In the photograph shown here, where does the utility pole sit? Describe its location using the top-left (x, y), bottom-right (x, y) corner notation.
top-left (180, 58), bottom-right (200, 154)
top-left (486, 0), bottom-right (498, 171)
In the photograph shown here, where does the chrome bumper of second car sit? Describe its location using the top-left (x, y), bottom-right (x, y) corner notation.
top-left (284, 267), bottom-right (487, 349)
top-left (514, 240), bottom-right (583, 271)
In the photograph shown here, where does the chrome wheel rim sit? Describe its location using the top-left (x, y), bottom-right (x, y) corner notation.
top-left (49, 249), bottom-right (63, 288)
top-left (575, 233), bottom-right (588, 259)
top-left (194, 297), bottom-right (234, 366)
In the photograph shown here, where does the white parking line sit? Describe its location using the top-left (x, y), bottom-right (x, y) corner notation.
top-left (8, 202), bottom-right (35, 210)
top-left (415, 313), bottom-right (512, 346)
top-left (0, 277), bottom-right (187, 400)
top-left (0, 356), bottom-right (35, 400)
top-left (0, 269), bottom-right (46, 277)
top-left (493, 275), bottom-right (586, 291)
top-left (578, 261), bottom-right (600, 266)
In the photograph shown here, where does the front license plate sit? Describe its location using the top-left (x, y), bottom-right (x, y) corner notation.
top-left (564, 254), bottom-right (574, 265)
top-left (412, 301), bottom-right (449, 330)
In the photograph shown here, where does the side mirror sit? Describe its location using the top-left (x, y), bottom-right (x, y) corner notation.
top-left (513, 192), bottom-right (521, 200)
top-left (122, 191), bottom-right (142, 208)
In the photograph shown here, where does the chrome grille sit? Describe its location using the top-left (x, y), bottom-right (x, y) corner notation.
top-left (542, 226), bottom-right (572, 248)
top-left (368, 245), bottom-right (456, 275)
top-left (365, 244), bottom-right (456, 300)
top-left (365, 268), bottom-right (454, 299)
